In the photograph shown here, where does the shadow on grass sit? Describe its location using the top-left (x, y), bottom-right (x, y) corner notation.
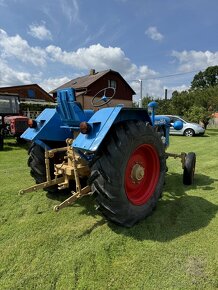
top-left (109, 194), bottom-right (218, 242)
top-left (44, 172), bottom-right (217, 241)
top-left (109, 172), bottom-right (218, 241)
top-left (76, 172), bottom-right (217, 241)
top-left (2, 138), bottom-right (30, 151)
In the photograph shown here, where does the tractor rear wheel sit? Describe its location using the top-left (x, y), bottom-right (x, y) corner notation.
top-left (90, 121), bottom-right (166, 227)
top-left (28, 142), bottom-right (64, 193)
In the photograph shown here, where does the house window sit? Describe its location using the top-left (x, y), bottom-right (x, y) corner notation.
top-left (108, 80), bottom-right (117, 89)
top-left (27, 89), bottom-right (35, 98)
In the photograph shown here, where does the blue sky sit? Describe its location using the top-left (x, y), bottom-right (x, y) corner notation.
top-left (0, 0), bottom-right (217, 102)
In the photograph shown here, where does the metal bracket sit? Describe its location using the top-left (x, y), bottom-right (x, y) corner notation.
top-left (165, 152), bottom-right (186, 168)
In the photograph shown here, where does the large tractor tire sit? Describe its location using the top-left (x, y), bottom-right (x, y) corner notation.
top-left (90, 121), bottom-right (166, 227)
top-left (28, 142), bottom-right (65, 193)
top-left (28, 143), bottom-right (47, 184)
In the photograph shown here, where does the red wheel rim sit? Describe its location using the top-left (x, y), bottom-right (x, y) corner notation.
top-left (125, 144), bottom-right (160, 205)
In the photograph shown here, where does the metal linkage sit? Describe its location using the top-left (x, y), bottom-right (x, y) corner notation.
top-left (53, 139), bottom-right (91, 211)
top-left (53, 185), bottom-right (91, 212)
top-left (53, 139), bottom-right (90, 190)
top-left (19, 177), bottom-right (65, 195)
top-left (165, 152), bottom-right (186, 168)
top-left (20, 138), bottom-right (92, 211)
top-left (19, 145), bottom-right (69, 195)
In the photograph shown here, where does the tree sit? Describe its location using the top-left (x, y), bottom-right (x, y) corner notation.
top-left (170, 66), bottom-right (218, 127)
top-left (155, 99), bottom-right (174, 115)
top-left (191, 66), bottom-right (218, 90)
top-left (170, 90), bottom-right (195, 116)
top-left (184, 105), bottom-right (211, 129)
top-left (141, 96), bottom-right (153, 108)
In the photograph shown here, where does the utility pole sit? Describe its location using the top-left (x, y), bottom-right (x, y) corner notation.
top-left (139, 79), bottom-right (142, 108)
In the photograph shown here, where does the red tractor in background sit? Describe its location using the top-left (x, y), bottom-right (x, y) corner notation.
top-left (0, 92), bottom-right (29, 149)
top-left (4, 116), bottom-right (29, 142)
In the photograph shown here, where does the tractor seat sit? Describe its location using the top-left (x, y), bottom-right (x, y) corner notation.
top-left (57, 88), bottom-right (94, 129)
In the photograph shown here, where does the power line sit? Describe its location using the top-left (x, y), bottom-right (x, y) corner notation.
top-left (129, 68), bottom-right (206, 82)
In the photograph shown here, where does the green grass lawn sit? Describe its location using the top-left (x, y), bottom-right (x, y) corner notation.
top-left (0, 130), bottom-right (217, 290)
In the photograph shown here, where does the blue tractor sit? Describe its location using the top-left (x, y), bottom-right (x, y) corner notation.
top-left (20, 87), bottom-right (196, 227)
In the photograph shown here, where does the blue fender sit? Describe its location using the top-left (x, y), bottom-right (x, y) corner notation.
top-left (21, 108), bottom-right (72, 142)
top-left (73, 106), bottom-right (151, 152)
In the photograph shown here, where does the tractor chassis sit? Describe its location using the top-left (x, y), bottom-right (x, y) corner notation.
top-left (19, 138), bottom-right (91, 211)
top-left (19, 139), bottom-right (188, 212)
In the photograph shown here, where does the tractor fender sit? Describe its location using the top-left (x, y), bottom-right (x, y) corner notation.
top-left (21, 108), bottom-right (72, 142)
top-left (73, 106), bottom-right (151, 152)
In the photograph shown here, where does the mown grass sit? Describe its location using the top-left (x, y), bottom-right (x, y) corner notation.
top-left (0, 130), bottom-right (217, 290)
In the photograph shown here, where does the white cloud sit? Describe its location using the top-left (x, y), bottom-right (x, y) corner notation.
top-left (165, 84), bottom-right (190, 95)
top-left (28, 23), bottom-right (52, 40)
top-left (46, 43), bottom-right (158, 81)
top-left (60, 0), bottom-right (80, 24)
top-left (46, 43), bottom-right (132, 71)
top-left (39, 76), bottom-right (71, 92)
top-left (0, 59), bottom-right (33, 86)
top-left (0, 29), bottom-right (160, 93)
top-left (172, 50), bottom-right (218, 72)
top-left (1, 28), bottom-right (191, 99)
top-left (83, 26), bottom-right (106, 46)
top-left (145, 26), bottom-right (164, 41)
top-left (131, 79), bottom-right (164, 101)
top-left (0, 29), bottom-right (47, 66)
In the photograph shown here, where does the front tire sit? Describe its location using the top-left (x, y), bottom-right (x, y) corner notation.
top-left (184, 128), bottom-right (195, 137)
top-left (183, 152), bottom-right (196, 185)
top-left (90, 121), bottom-right (166, 227)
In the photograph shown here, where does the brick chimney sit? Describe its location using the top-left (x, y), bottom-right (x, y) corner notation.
top-left (89, 69), bottom-right (95, 75)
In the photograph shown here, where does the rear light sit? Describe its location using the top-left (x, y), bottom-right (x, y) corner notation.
top-left (80, 122), bottom-right (91, 134)
top-left (28, 119), bottom-right (37, 128)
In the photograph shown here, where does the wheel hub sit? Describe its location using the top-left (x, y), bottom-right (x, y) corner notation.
top-left (131, 163), bottom-right (145, 183)
top-left (125, 144), bottom-right (160, 205)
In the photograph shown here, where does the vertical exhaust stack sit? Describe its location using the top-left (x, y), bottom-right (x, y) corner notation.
top-left (165, 89), bottom-right (168, 100)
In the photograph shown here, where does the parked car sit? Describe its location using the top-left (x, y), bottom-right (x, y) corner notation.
top-left (157, 115), bottom-right (205, 137)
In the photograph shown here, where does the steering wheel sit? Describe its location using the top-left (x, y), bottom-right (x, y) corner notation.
top-left (91, 87), bottom-right (116, 107)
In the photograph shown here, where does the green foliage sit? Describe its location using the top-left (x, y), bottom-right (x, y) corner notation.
top-left (151, 67), bottom-right (218, 127)
top-left (191, 66), bottom-right (218, 90)
top-left (20, 102), bottom-right (56, 112)
top-left (141, 96), bottom-right (152, 108)
top-left (134, 66), bottom-right (218, 120)
top-left (168, 85), bottom-right (218, 128)
top-left (170, 90), bottom-right (194, 116)
top-left (184, 105), bottom-right (211, 127)
top-left (0, 134), bottom-right (218, 289)
top-left (155, 99), bottom-right (174, 115)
